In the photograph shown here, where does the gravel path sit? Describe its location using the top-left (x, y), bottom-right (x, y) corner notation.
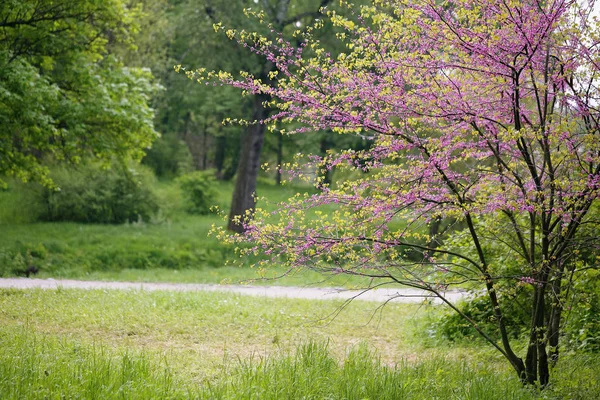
top-left (0, 278), bottom-right (466, 304)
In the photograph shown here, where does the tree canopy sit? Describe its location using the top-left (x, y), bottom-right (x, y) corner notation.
top-left (0, 0), bottom-right (158, 187)
top-left (210, 0), bottom-right (600, 386)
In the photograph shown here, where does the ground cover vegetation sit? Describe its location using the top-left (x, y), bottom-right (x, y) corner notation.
top-left (0, 175), bottom-right (379, 287)
top-left (0, 178), bottom-right (311, 283)
top-left (204, 0), bottom-right (600, 387)
top-left (1, 288), bottom-right (599, 399)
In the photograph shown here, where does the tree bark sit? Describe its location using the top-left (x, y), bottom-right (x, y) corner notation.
top-left (525, 272), bottom-right (551, 386)
top-left (227, 0), bottom-right (295, 231)
top-left (427, 216), bottom-right (442, 248)
top-left (181, 112), bottom-right (207, 171)
top-left (202, 121), bottom-right (209, 170)
top-left (226, 0), bottom-right (335, 230)
top-left (227, 94), bottom-right (269, 232)
top-left (547, 264), bottom-right (565, 366)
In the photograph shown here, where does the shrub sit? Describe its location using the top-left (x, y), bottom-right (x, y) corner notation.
top-left (438, 271), bottom-right (600, 353)
top-left (176, 170), bottom-right (217, 215)
top-left (39, 163), bottom-right (159, 224)
top-left (563, 270), bottom-right (600, 352)
top-left (439, 289), bottom-right (530, 342)
top-left (0, 178), bottom-right (44, 224)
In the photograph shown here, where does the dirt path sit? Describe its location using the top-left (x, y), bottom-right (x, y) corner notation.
top-left (0, 278), bottom-right (466, 304)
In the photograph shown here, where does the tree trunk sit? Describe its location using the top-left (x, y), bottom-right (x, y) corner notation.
top-left (227, 94), bottom-right (268, 232)
top-left (547, 267), bottom-right (565, 365)
top-left (427, 216), bottom-right (442, 248)
top-left (225, 0), bottom-right (327, 230)
top-left (525, 280), bottom-right (550, 386)
top-left (181, 113), bottom-right (205, 170)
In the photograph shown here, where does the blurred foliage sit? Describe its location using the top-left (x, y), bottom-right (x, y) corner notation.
top-left (142, 134), bottom-right (193, 178)
top-left (149, 0), bottom-right (372, 183)
top-left (562, 270), bottom-right (600, 352)
top-left (38, 163), bottom-right (159, 224)
top-left (0, 0), bottom-right (159, 187)
top-left (176, 170), bottom-right (218, 215)
top-left (0, 0), bottom-right (377, 189)
top-left (0, 179), bottom-right (314, 279)
top-left (0, 220), bottom-right (234, 277)
top-left (146, 0), bottom-right (250, 178)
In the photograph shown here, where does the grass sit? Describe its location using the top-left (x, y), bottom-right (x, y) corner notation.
top-left (0, 216), bottom-right (375, 287)
top-left (209, 342), bottom-right (533, 400)
top-left (1, 288), bottom-right (598, 399)
top-left (0, 326), bottom-right (186, 399)
top-left (0, 288), bottom-right (438, 373)
top-left (2, 175), bottom-right (598, 398)
top-left (1, 327), bottom-right (531, 400)
top-left (0, 178), bottom-right (380, 287)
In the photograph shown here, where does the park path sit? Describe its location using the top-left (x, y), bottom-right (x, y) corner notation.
top-left (0, 278), bottom-right (465, 304)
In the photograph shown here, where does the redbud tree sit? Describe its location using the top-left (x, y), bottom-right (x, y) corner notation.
top-left (202, 0), bottom-right (600, 386)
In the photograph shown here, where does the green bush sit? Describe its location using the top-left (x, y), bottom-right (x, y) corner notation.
top-left (438, 279), bottom-right (600, 354)
top-left (176, 170), bottom-right (217, 215)
top-left (563, 270), bottom-right (600, 352)
top-left (438, 289), bottom-right (530, 342)
top-left (39, 163), bottom-right (159, 224)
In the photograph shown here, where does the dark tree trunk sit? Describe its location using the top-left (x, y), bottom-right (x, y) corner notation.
top-left (181, 113), bottom-right (205, 170)
top-left (547, 266), bottom-right (565, 365)
top-left (228, 94), bottom-right (268, 233)
top-left (427, 216), bottom-right (442, 248)
top-left (226, 0), bottom-right (331, 230)
top-left (227, 0), bottom-right (290, 230)
top-left (184, 133), bottom-right (206, 170)
top-left (524, 271), bottom-right (551, 386)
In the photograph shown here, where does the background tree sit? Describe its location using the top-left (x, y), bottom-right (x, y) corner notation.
top-left (225, 0), bottom-right (339, 233)
top-left (167, 0), bottom-right (365, 205)
top-left (190, 0), bottom-right (334, 232)
top-left (211, 0), bottom-right (600, 387)
top-left (151, 0), bottom-right (245, 178)
top-left (0, 0), bottom-right (159, 187)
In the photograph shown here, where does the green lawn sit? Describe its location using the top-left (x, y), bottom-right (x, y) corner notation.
top-left (0, 216), bottom-right (377, 287)
top-left (1, 288), bottom-right (597, 399)
top-left (0, 288), bottom-right (438, 373)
